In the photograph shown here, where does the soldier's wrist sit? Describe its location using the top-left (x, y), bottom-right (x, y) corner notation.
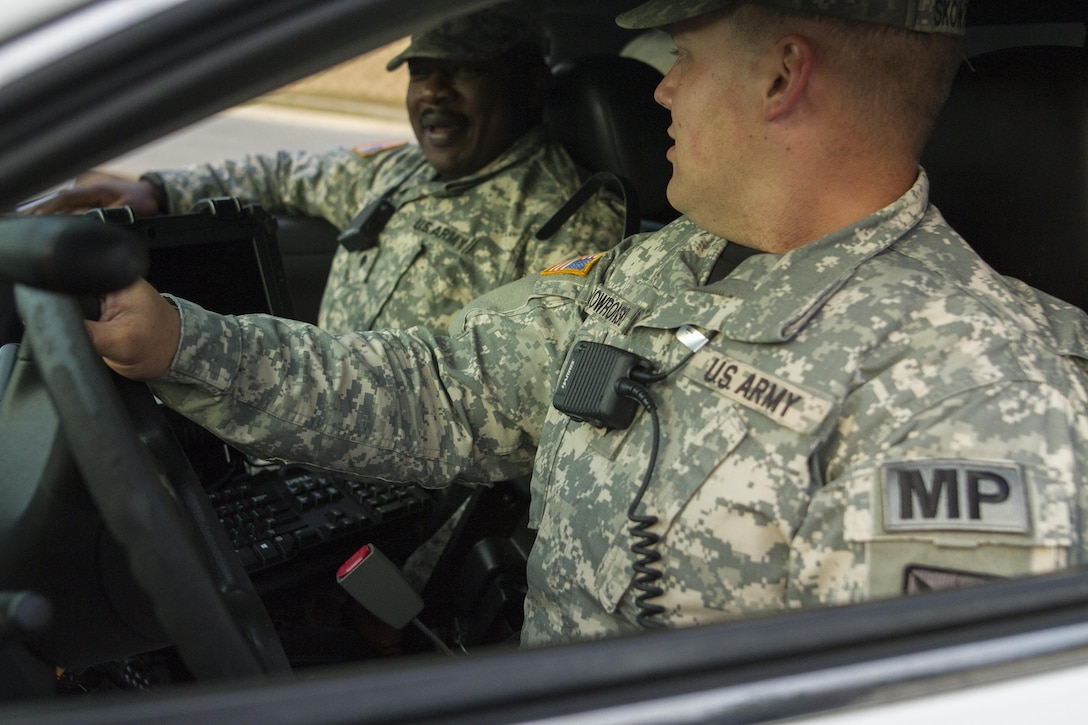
top-left (137, 173), bottom-right (169, 214)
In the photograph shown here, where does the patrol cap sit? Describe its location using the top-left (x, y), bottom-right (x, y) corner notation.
top-left (616, 0), bottom-right (968, 36)
top-left (386, 2), bottom-right (543, 71)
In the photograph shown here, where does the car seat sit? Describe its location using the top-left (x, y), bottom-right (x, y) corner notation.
top-left (278, 55), bottom-right (680, 324)
top-left (411, 56), bottom-right (681, 649)
top-left (546, 55), bottom-right (677, 230)
top-left (922, 44), bottom-right (1088, 311)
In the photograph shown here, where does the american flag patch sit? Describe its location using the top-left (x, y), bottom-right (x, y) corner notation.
top-left (541, 253), bottom-right (605, 277)
top-left (353, 140), bottom-right (408, 157)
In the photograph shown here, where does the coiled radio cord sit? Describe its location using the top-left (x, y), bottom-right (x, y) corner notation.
top-left (615, 377), bottom-right (665, 628)
top-left (552, 329), bottom-right (719, 629)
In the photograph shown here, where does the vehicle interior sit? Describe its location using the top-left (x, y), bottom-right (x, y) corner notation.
top-left (2, 0), bottom-right (1088, 722)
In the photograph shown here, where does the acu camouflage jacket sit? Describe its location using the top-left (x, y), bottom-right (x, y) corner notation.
top-left (152, 171), bottom-right (1088, 647)
top-left (148, 126), bottom-right (626, 334)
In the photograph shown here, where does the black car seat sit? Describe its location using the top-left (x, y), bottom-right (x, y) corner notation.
top-left (279, 55), bottom-right (679, 324)
top-left (922, 44), bottom-right (1088, 311)
top-left (546, 55), bottom-right (677, 231)
top-left (415, 56), bottom-right (680, 649)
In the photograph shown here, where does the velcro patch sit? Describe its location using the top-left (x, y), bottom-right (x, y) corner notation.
top-left (541, 253), bottom-right (604, 277)
top-left (882, 460), bottom-right (1030, 534)
top-left (683, 352), bottom-right (833, 434)
top-left (583, 287), bottom-right (638, 332)
top-left (904, 566), bottom-right (999, 595)
top-left (353, 140), bottom-right (408, 158)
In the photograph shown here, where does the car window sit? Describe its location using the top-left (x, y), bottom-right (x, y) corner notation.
top-left (3, 2), bottom-right (1088, 723)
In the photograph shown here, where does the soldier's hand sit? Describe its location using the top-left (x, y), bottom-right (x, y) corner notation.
top-left (85, 278), bottom-right (181, 381)
top-left (23, 179), bottom-right (164, 217)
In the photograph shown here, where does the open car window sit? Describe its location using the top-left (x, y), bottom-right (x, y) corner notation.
top-left (2, 1), bottom-right (1088, 723)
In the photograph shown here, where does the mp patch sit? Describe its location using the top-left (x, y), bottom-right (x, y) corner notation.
top-left (882, 460), bottom-right (1030, 534)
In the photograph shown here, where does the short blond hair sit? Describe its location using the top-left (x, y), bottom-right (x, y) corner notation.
top-left (727, 3), bottom-right (963, 157)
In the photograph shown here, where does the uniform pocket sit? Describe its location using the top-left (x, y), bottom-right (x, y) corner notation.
top-left (318, 245), bottom-right (381, 330)
top-left (527, 373), bottom-right (749, 618)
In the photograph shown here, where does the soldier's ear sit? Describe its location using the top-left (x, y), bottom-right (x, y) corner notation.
top-left (763, 34), bottom-right (813, 122)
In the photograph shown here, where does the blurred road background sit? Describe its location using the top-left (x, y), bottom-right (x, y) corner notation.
top-left (102, 105), bottom-right (412, 177)
top-left (89, 31), bottom-right (670, 180)
top-left (99, 37), bottom-right (414, 178)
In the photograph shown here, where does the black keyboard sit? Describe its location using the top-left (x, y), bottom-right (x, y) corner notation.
top-left (208, 467), bottom-right (430, 574)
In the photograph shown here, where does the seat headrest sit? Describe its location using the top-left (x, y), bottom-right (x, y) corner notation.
top-left (922, 45), bottom-right (1088, 310)
top-left (546, 56), bottom-right (677, 227)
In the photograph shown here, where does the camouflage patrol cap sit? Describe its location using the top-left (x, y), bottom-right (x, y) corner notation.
top-left (616, 0), bottom-right (968, 36)
top-left (386, 2), bottom-right (543, 71)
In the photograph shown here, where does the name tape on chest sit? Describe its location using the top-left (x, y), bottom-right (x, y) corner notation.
top-left (684, 353), bottom-right (833, 434)
top-left (583, 287), bottom-right (640, 332)
top-left (413, 217), bottom-right (475, 253)
top-left (882, 460), bottom-right (1030, 534)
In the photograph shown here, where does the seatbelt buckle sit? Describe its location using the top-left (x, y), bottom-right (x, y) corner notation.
top-left (336, 543), bottom-right (423, 630)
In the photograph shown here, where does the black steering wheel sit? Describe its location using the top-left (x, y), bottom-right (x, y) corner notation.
top-left (6, 217), bottom-right (289, 679)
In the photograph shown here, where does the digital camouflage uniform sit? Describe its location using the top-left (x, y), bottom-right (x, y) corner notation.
top-left (150, 171), bottom-right (1088, 647)
top-left (146, 126), bottom-right (626, 333)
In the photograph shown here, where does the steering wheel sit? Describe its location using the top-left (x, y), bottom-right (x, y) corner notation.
top-left (7, 218), bottom-right (289, 679)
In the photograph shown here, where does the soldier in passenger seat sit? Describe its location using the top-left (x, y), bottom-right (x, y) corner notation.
top-left (29, 1), bottom-right (626, 337)
top-left (30, 2), bottom-right (628, 651)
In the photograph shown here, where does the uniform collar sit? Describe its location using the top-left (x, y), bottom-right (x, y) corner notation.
top-left (431, 125), bottom-right (549, 195)
top-left (714, 170), bottom-right (932, 343)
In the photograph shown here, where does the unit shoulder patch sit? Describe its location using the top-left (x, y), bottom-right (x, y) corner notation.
top-left (903, 565), bottom-right (1000, 595)
top-left (353, 140), bottom-right (409, 158)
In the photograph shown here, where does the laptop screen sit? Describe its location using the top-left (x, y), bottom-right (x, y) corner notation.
top-left (88, 197), bottom-right (295, 318)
